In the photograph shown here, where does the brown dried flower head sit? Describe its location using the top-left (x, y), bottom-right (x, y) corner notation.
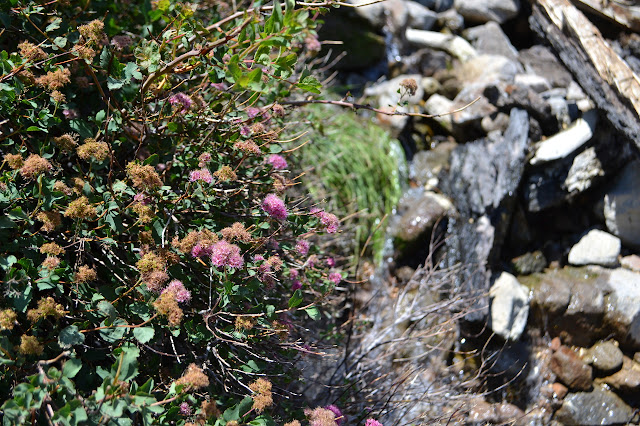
top-left (126, 162), bottom-right (163, 191)
top-left (54, 181), bottom-right (73, 196)
top-left (36, 68), bottom-right (71, 91)
top-left (40, 242), bottom-right (65, 256)
top-left (249, 378), bottom-right (273, 413)
top-left (132, 203), bottom-right (154, 224)
top-left (304, 407), bottom-right (338, 426)
top-left (136, 252), bottom-right (166, 274)
top-left (284, 422), bottom-right (302, 426)
top-left (200, 400), bottom-right (220, 419)
top-left (172, 229), bottom-right (218, 254)
top-left (53, 134), bottom-right (78, 151)
top-left (78, 19), bottom-right (105, 44)
top-left (0, 309), bottom-right (17, 330)
top-left (221, 222), bottom-right (251, 243)
top-left (64, 196), bottom-right (97, 219)
top-left (27, 296), bottom-right (64, 323)
top-left (4, 153), bottom-right (23, 170)
top-left (19, 335), bottom-right (44, 355)
top-left (75, 265), bottom-right (97, 283)
top-left (42, 256), bottom-right (61, 270)
top-left (143, 270), bottom-right (169, 292)
top-left (213, 165), bottom-right (236, 182)
top-left (20, 154), bottom-right (52, 180)
top-left (18, 41), bottom-right (47, 61)
top-left (234, 316), bottom-right (255, 331)
top-left (37, 211), bottom-right (62, 232)
top-left (51, 90), bottom-right (66, 103)
top-left (77, 139), bottom-right (109, 162)
top-left (233, 140), bottom-right (261, 155)
top-left (400, 78), bottom-right (418, 96)
top-left (175, 363), bottom-right (209, 391)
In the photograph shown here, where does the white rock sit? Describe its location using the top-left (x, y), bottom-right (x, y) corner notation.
top-left (530, 109), bottom-right (598, 165)
top-left (424, 94), bottom-right (454, 132)
top-left (514, 73), bottom-right (552, 93)
top-left (406, 28), bottom-right (478, 62)
top-left (489, 272), bottom-right (529, 340)
top-left (568, 229), bottom-right (621, 267)
top-left (454, 54), bottom-right (521, 86)
top-left (564, 147), bottom-right (604, 193)
top-left (605, 268), bottom-right (640, 346)
top-left (454, 0), bottom-right (520, 24)
top-left (604, 160), bottom-right (640, 249)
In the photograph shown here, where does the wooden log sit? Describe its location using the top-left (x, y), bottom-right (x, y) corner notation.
top-left (572, 0), bottom-right (640, 32)
top-left (530, 0), bottom-right (640, 150)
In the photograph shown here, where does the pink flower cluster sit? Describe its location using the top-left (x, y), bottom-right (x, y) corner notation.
top-left (162, 280), bottom-right (191, 303)
top-left (191, 243), bottom-right (213, 258)
top-left (262, 194), bottom-right (287, 221)
top-left (312, 208), bottom-right (339, 233)
top-left (179, 402), bottom-right (191, 415)
top-left (189, 169), bottom-right (213, 184)
top-left (169, 92), bottom-right (192, 113)
top-left (246, 106), bottom-right (261, 119)
top-left (328, 272), bottom-right (342, 284)
top-left (295, 239), bottom-right (310, 256)
top-left (267, 154), bottom-right (287, 170)
top-left (133, 193), bottom-right (152, 205)
top-left (365, 420), bottom-right (383, 426)
top-left (211, 240), bottom-right (244, 269)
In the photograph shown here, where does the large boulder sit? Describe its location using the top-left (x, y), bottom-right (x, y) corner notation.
top-left (604, 159), bottom-right (640, 249)
top-left (554, 386), bottom-right (635, 425)
top-left (567, 229), bottom-right (620, 267)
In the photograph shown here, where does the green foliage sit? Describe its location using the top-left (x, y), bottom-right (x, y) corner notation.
top-left (0, 0), bottom-right (342, 424)
top-left (296, 104), bottom-right (406, 268)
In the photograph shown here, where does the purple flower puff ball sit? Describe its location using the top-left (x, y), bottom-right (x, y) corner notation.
top-left (262, 194), bottom-right (288, 220)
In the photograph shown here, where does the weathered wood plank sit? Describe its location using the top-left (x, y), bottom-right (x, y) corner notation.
top-left (572, 0), bottom-right (640, 32)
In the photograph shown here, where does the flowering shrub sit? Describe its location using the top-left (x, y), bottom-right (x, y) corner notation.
top-left (0, 0), bottom-right (348, 424)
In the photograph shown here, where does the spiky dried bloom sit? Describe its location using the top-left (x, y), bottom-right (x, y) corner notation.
top-left (200, 400), bottom-right (220, 419)
top-left (172, 229), bottom-right (218, 255)
top-left (20, 154), bottom-right (52, 179)
top-left (0, 309), bottom-right (17, 330)
top-left (18, 41), bottom-right (47, 61)
top-left (221, 222), bottom-right (251, 243)
top-left (72, 177), bottom-right (86, 194)
top-left (77, 139), bottom-right (109, 162)
top-left (249, 378), bottom-right (273, 413)
top-left (272, 320), bottom-right (289, 340)
top-left (139, 230), bottom-right (154, 246)
top-left (162, 280), bottom-right (191, 303)
top-left (213, 165), bottom-right (236, 182)
top-left (266, 255), bottom-right (282, 271)
top-left (262, 194), bottom-right (287, 221)
top-left (72, 44), bottom-right (96, 61)
top-left (210, 240), bottom-right (244, 269)
top-left (175, 363), bottom-right (209, 391)
top-left (233, 139), bottom-right (261, 155)
top-left (198, 152), bottom-right (212, 167)
top-left (54, 181), bottom-right (73, 196)
top-left (27, 297), bottom-right (64, 323)
top-left (4, 153), bottom-right (23, 170)
top-left (235, 316), bottom-right (255, 331)
top-left (272, 103), bottom-right (285, 117)
top-left (75, 265), bottom-right (97, 283)
top-left (64, 196), bottom-right (97, 219)
top-left (19, 335), bottom-right (44, 355)
top-left (53, 134), bottom-right (78, 151)
top-left (304, 407), bottom-right (338, 426)
top-left (136, 252), bottom-right (166, 274)
top-left (36, 68), bottom-right (71, 91)
top-left (126, 162), bottom-right (163, 191)
top-left (40, 242), bottom-right (65, 256)
top-left (226, 422), bottom-right (239, 426)
top-left (153, 291), bottom-right (183, 326)
top-left (17, 69), bottom-right (35, 85)
top-left (400, 77), bottom-right (418, 96)
top-left (42, 256), bottom-right (61, 270)
top-left (50, 90), bottom-right (66, 103)
top-left (284, 422), bottom-right (301, 426)
top-left (143, 270), bottom-right (169, 293)
top-left (78, 19), bottom-right (105, 44)
top-left (132, 202), bottom-right (154, 224)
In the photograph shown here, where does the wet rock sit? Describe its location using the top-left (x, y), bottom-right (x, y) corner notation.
top-left (550, 345), bottom-right (593, 390)
top-left (388, 189), bottom-right (455, 244)
top-left (621, 254), bottom-right (640, 272)
top-left (568, 229), bottom-right (620, 267)
top-left (358, 0), bottom-right (439, 33)
top-left (405, 2), bottom-right (439, 31)
top-left (512, 251), bottom-right (547, 275)
top-left (603, 267), bottom-right (640, 348)
top-left (489, 272), bottom-right (530, 340)
top-left (487, 82), bottom-right (557, 135)
top-left (463, 21), bottom-right (518, 61)
top-left (454, 0), bottom-right (520, 24)
top-left (552, 382), bottom-right (568, 399)
top-left (604, 159), bottom-right (640, 249)
top-left (519, 45), bottom-right (573, 88)
top-left (584, 341), bottom-right (623, 373)
top-left (409, 140), bottom-right (457, 187)
top-left (600, 356), bottom-right (640, 391)
top-left (530, 110), bottom-right (598, 165)
top-left (554, 386), bottom-right (634, 425)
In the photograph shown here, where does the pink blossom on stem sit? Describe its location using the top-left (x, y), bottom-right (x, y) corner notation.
top-left (292, 280), bottom-right (302, 291)
top-left (189, 169), bottom-right (213, 184)
top-left (191, 243), bottom-right (213, 258)
top-left (267, 154), bottom-right (288, 170)
top-left (211, 240), bottom-right (244, 269)
top-left (329, 272), bottom-right (342, 284)
top-left (162, 279), bottom-right (191, 303)
top-left (290, 269), bottom-right (299, 279)
top-left (262, 194), bottom-right (287, 221)
top-left (240, 126), bottom-right (251, 137)
top-left (295, 239), bottom-right (310, 256)
top-left (211, 82), bottom-right (227, 91)
top-left (365, 420), bottom-right (383, 426)
top-left (246, 106), bottom-right (261, 119)
top-left (169, 92), bottom-right (192, 113)
top-left (326, 257), bottom-right (335, 267)
top-left (179, 402), bottom-right (191, 415)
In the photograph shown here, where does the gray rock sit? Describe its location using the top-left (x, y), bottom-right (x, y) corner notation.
top-left (568, 229), bottom-right (620, 267)
top-left (604, 267), bottom-right (640, 347)
top-left (424, 94), bottom-right (455, 132)
top-left (551, 345), bottom-right (593, 390)
top-left (464, 21), bottom-right (518, 61)
top-left (621, 254), bottom-right (640, 272)
top-left (406, 28), bottom-right (477, 62)
top-left (512, 251), bottom-right (547, 275)
top-left (489, 272), bottom-right (530, 340)
top-left (454, 54), bottom-right (522, 86)
top-left (454, 0), bottom-right (519, 24)
top-left (410, 141), bottom-right (457, 187)
top-left (436, 8), bottom-right (465, 32)
top-left (519, 45), bottom-right (573, 88)
top-left (514, 73), bottom-right (552, 93)
top-left (564, 147), bottom-right (604, 193)
top-left (530, 110), bottom-right (598, 165)
top-left (554, 386), bottom-right (634, 425)
top-left (388, 189), bottom-right (455, 244)
top-left (406, 1), bottom-right (438, 30)
top-left (584, 341), bottom-right (623, 372)
top-left (604, 159), bottom-right (640, 249)
top-left (600, 356), bottom-right (640, 391)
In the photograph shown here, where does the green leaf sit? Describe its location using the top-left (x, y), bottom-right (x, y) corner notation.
top-left (107, 77), bottom-right (124, 90)
top-left (59, 325), bottom-right (85, 349)
top-left (298, 75), bottom-right (321, 94)
top-left (113, 343), bottom-right (140, 382)
top-left (62, 358), bottom-right (82, 378)
top-left (133, 327), bottom-right (154, 344)
top-left (143, 153), bottom-right (159, 166)
top-left (305, 306), bottom-right (320, 320)
top-left (124, 62), bottom-right (142, 80)
top-left (45, 17), bottom-right (62, 32)
top-left (97, 300), bottom-right (117, 320)
top-left (53, 37), bottom-right (67, 49)
top-left (288, 289), bottom-right (302, 308)
top-left (0, 216), bottom-right (16, 229)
